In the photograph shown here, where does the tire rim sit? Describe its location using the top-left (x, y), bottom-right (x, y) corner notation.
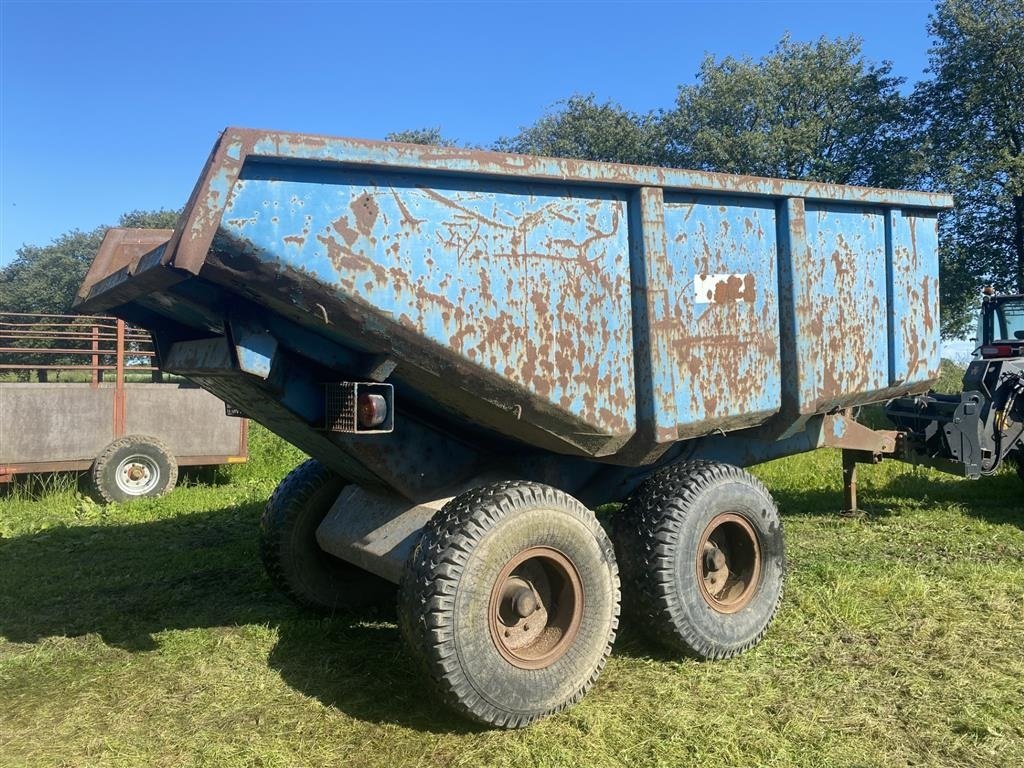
top-left (696, 513), bottom-right (762, 614)
top-left (488, 546), bottom-right (584, 670)
top-left (114, 454), bottom-right (160, 496)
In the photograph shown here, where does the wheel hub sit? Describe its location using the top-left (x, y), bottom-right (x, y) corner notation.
top-left (512, 585), bottom-right (538, 618)
top-left (114, 455), bottom-right (160, 495)
top-left (488, 546), bottom-right (584, 669)
top-left (696, 513), bottom-right (762, 614)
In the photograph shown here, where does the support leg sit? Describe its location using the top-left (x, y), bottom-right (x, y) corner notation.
top-left (841, 449), bottom-right (858, 516)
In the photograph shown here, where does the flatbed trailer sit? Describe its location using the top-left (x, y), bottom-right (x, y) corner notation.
top-left (0, 310), bottom-right (248, 501)
top-left (75, 127), bottom-right (960, 727)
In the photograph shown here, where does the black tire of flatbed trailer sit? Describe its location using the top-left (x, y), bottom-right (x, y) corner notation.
top-left (612, 460), bottom-right (785, 660)
top-left (1015, 452), bottom-right (1024, 483)
top-left (90, 435), bottom-right (178, 503)
top-left (259, 459), bottom-right (394, 612)
top-left (398, 481), bottom-right (620, 729)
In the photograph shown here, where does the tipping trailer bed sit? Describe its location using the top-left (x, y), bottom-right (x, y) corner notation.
top-left (76, 128), bottom-right (953, 727)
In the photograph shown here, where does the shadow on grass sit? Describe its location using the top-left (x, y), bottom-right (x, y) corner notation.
top-left (0, 471), bottom-right (1018, 731)
top-left (768, 468), bottom-right (1022, 528)
top-left (178, 465), bottom-right (235, 487)
top-left (0, 502), bottom-right (474, 734)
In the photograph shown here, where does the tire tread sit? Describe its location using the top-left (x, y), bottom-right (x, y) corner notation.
top-left (614, 460), bottom-right (784, 660)
top-left (260, 458), bottom-right (392, 612)
top-left (398, 480), bottom-right (620, 728)
top-left (90, 434), bottom-right (177, 503)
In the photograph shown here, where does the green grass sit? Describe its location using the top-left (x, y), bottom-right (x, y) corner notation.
top-left (1, 425), bottom-right (1022, 767)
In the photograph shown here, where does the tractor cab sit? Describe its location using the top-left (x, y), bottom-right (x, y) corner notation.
top-left (976, 289), bottom-right (1024, 359)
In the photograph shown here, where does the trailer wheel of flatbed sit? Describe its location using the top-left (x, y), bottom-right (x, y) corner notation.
top-left (91, 435), bottom-right (178, 503)
top-left (1015, 453), bottom-right (1024, 483)
top-left (398, 480), bottom-right (620, 728)
top-left (613, 460), bottom-right (784, 660)
top-left (260, 459), bottom-right (394, 612)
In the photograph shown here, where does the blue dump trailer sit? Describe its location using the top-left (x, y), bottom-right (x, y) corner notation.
top-left (76, 127), bottom-right (988, 727)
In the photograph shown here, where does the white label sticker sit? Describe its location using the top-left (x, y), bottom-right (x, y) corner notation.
top-left (694, 273), bottom-right (756, 304)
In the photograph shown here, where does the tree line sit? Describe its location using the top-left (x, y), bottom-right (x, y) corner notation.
top-left (2, 0), bottom-right (1020, 339)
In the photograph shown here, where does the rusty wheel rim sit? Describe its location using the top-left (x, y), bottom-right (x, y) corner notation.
top-left (488, 546), bottom-right (584, 669)
top-left (696, 513), bottom-right (762, 614)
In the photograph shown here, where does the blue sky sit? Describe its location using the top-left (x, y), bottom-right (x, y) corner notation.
top-left (1, 0), bottom-right (938, 266)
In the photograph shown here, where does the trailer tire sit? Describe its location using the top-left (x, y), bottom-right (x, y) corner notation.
top-left (1015, 452), bottom-right (1024, 483)
top-left (613, 460), bottom-right (784, 660)
top-left (398, 481), bottom-right (619, 728)
top-left (91, 435), bottom-right (178, 503)
top-left (260, 459), bottom-right (394, 612)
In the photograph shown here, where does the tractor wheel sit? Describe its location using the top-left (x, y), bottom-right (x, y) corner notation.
top-left (260, 459), bottom-right (394, 612)
top-left (613, 460), bottom-right (785, 660)
top-left (91, 435), bottom-right (178, 503)
top-left (398, 481), bottom-right (619, 728)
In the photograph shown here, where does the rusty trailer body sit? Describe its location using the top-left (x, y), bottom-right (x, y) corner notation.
top-left (0, 311), bottom-right (248, 498)
top-left (75, 128), bottom-right (952, 727)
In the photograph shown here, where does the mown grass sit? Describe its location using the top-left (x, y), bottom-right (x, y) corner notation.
top-left (1, 425), bottom-right (1022, 767)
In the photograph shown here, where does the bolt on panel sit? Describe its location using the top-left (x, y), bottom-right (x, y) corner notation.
top-left (659, 194), bottom-right (782, 437)
top-left (888, 210), bottom-right (941, 386)
top-left (218, 162), bottom-right (637, 442)
top-left (795, 203), bottom-right (891, 413)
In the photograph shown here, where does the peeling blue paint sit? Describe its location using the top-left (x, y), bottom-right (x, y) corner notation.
top-left (77, 127), bottom-right (952, 494)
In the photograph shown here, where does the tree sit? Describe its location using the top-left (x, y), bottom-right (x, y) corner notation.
top-left (385, 127), bottom-right (460, 147)
top-left (118, 209), bottom-right (180, 231)
top-left (665, 35), bottom-right (919, 189)
top-left (494, 95), bottom-right (666, 165)
top-left (1, 228), bottom-right (104, 316)
top-left (915, 0), bottom-right (1024, 336)
top-left (0, 209), bottom-right (179, 315)
top-left (0, 209), bottom-right (179, 380)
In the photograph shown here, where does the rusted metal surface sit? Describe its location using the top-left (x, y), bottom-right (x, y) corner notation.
top-left (0, 313), bottom-right (155, 379)
top-left (775, 200), bottom-right (944, 437)
top-left (113, 319), bottom-right (126, 437)
top-left (842, 450), bottom-right (859, 515)
top-left (889, 211), bottom-right (941, 385)
top-left (0, 312), bottom-right (247, 482)
top-left (821, 412), bottom-right (898, 454)
top-left (73, 127), bottom-right (952, 502)
top-left (77, 228), bottom-right (174, 305)
top-left (655, 193), bottom-right (781, 439)
top-left (623, 187), bottom-right (675, 461)
top-left (0, 454), bottom-right (247, 481)
top-left (697, 513), bottom-right (762, 614)
top-left (0, 459), bottom-right (96, 475)
top-left (212, 164), bottom-right (637, 455)
top-left (159, 127), bottom-right (954, 283)
top-left (799, 203), bottom-right (890, 410)
top-left (488, 546), bottom-right (584, 670)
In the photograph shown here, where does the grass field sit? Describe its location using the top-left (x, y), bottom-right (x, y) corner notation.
top-left (1, 424), bottom-right (1022, 767)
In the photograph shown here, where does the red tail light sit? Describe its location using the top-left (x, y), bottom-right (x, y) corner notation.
top-left (981, 344), bottom-right (1021, 358)
top-left (358, 393), bottom-right (388, 428)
